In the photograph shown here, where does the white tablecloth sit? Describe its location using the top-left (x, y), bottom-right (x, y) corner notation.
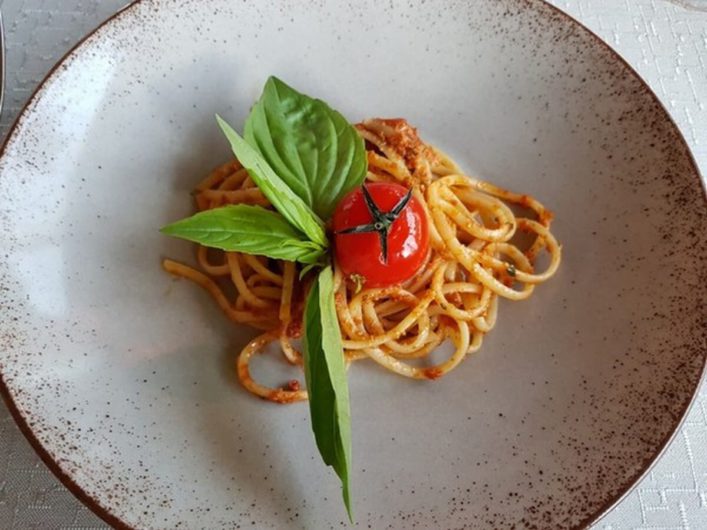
top-left (0, 1), bottom-right (705, 528)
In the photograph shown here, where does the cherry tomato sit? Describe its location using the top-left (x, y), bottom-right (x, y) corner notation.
top-left (332, 182), bottom-right (429, 287)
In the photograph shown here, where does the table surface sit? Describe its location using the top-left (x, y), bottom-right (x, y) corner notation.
top-left (0, 0), bottom-right (705, 528)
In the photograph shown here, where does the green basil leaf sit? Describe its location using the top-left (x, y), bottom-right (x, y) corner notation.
top-left (244, 76), bottom-right (367, 219)
top-left (303, 265), bottom-right (353, 521)
top-left (161, 204), bottom-right (326, 264)
top-left (216, 115), bottom-right (328, 247)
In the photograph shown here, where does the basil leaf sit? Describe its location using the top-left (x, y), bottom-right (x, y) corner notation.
top-left (303, 266), bottom-right (353, 521)
top-left (245, 76), bottom-right (367, 219)
top-left (161, 204), bottom-right (326, 264)
top-left (216, 115), bottom-right (328, 247)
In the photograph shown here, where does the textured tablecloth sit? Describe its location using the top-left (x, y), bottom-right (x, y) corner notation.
top-left (0, 1), bottom-right (705, 528)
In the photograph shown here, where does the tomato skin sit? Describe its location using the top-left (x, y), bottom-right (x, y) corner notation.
top-left (332, 183), bottom-right (429, 287)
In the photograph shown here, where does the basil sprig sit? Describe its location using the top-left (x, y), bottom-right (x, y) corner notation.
top-left (216, 115), bottom-right (328, 248)
top-left (303, 265), bottom-right (353, 520)
top-left (245, 77), bottom-right (367, 219)
top-left (161, 77), bottom-right (362, 520)
top-left (161, 204), bottom-right (325, 264)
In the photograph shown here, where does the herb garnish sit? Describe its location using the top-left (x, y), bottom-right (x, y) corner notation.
top-left (161, 77), bottom-right (365, 520)
top-left (216, 115), bottom-right (328, 248)
top-left (303, 265), bottom-right (353, 520)
top-left (161, 204), bottom-right (325, 264)
top-left (245, 77), bottom-right (367, 219)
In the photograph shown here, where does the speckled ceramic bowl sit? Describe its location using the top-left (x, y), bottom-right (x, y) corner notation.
top-left (0, 1), bottom-right (705, 529)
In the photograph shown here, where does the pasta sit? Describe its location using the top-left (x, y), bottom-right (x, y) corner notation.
top-left (163, 118), bottom-right (561, 403)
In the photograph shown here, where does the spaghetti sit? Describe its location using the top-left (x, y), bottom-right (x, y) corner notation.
top-left (163, 118), bottom-right (561, 403)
